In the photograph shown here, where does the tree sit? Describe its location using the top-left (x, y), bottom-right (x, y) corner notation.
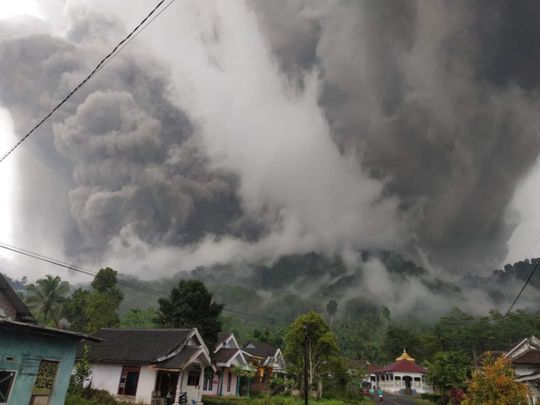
top-left (284, 311), bottom-right (340, 399)
top-left (326, 300), bottom-right (338, 325)
top-left (154, 280), bottom-right (223, 348)
top-left (462, 354), bottom-right (529, 405)
top-left (120, 307), bottom-right (156, 328)
top-left (25, 275), bottom-right (70, 324)
top-left (383, 325), bottom-right (421, 361)
top-left (427, 351), bottom-right (470, 394)
top-left (63, 268), bottom-right (123, 334)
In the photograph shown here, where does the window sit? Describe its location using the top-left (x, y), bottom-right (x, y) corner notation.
top-left (30, 360), bottom-right (59, 405)
top-left (117, 366), bottom-right (140, 396)
top-left (0, 371), bottom-right (15, 404)
top-left (227, 372), bottom-right (232, 392)
top-left (187, 371), bottom-right (200, 387)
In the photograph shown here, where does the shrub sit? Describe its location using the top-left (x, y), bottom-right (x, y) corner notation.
top-left (65, 388), bottom-right (132, 405)
top-left (420, 393), bottom-right (443, 402)
top-left (201, 396), bottom-right (243, 405)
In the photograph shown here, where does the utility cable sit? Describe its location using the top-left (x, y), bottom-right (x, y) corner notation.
top-left (505, 257), bottom-right (540, 315)
top-left (0, 0), bottom-right (173, 163)
top-left (0, 241), bottom-right (284, 324)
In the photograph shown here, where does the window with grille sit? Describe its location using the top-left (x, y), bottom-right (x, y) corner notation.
top-left (0, 371), bottom-right (15, 404)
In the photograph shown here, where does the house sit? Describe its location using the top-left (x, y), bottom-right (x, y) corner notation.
top-left (369, 350), bottom-right (430, 394)
top-left (505, 336), bottom-right (540, 404)
top-left (0, 272), bottom-right (99, 405)
top-left (242, 342), bottom-right (286, 394)
top-left (206, 333), bottom-right (251, 397)
top-left (83, 328), bottom-right (214, 404)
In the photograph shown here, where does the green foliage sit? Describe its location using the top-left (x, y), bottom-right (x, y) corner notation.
top-left (63, 268), bottom-right (123, 334)
top-left (284, 311), bottom-right (340, 396)
top-left (72, 344), bottom-right (91, 388)
top-left (120, 307), bottom-right (156, 328)
top-left (25, 275), bottom-right (70, 325)
top-left (250, 328), bottom-right (285, 348)
top-left (326, 300), bottom-right (338, 316)
top-left (426, 351), bottom-right (470, 393)
top-left (66, 387), bottom-right (132, 405)
top-left (155, 279), bottom-right (223, 348)
top-left (200, 396), bottom-right (368, 405)
top-left (462, 355), bottom-right (529, 405)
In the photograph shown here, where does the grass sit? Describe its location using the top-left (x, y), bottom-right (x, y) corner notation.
top-left (413, 399), bottom-right (437, 405)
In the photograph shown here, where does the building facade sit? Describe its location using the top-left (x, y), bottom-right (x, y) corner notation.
top-left (84, 328), bottom-right (213, 405)
top-left (0, 273), bottom-right (98, 405)
top-left (369, 350), bottom-right (430, 395)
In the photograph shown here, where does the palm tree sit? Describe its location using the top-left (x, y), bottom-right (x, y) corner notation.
top-left (25, 275), bottom-right (70, 324)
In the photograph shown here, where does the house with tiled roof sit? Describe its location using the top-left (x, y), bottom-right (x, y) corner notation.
top-left (505, 336), bottom-right (540, 404)
top-left (204, 332), bottom-right (251, 397)
top-left (242, 341), bottom-right (286, 394)
top-left (369, 350), bottom-right (431, 394)
top-left (83, 328), bottom-right (213, 405)
top-left (0, 272), bottom-right (99, 405)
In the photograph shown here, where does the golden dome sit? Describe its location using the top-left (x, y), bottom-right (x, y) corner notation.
top-left (396, 349), bottom-right (415, 362)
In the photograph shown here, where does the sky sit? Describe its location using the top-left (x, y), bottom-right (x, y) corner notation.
top-left (1, 0), bottom-right (540, 292)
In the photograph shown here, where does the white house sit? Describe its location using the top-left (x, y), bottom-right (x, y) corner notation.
top-left (82, 328), bottom-right (214, 405)
top-left (369, 350), bottom-right (431, 395)
top-left (204, 333), bottom-right (251, 397)
top-left (506, 336), bottom-right (540, 404)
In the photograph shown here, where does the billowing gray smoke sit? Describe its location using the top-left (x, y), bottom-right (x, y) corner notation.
top-left (254, 0), bottom-right (540, 273)
top-left (1, 0), bottom-right (540, 280)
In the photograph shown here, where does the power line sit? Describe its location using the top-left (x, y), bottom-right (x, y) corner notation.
top-left (0, 241), bottom-right (284, 324)
top-left (0, 0), bottom-right (174, 163)
top-left (505, 257), bottom-right (540, 315)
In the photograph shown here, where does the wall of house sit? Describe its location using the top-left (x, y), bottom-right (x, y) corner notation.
top-left (136, 366), bottom-right (157, 403)
top-left (0, 329), bottom-right (79, 405)
top-left (178, 364), bottom-right (207, 404)
top-left (89, 363), bottom-right (122, 394)
top-left (89, 363), bottom-right (157, 404)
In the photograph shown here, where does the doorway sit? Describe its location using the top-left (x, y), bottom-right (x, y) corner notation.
top-left (155, 371), bottom-right (179, 402)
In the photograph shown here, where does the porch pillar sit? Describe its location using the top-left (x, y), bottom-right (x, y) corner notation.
top-left (198, 366), bottom-right (205, 402)
top-left (175, 369), bottom-right (184, 405)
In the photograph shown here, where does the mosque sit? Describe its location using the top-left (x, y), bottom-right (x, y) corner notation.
top-left (367, 350), bottom-right (432, 394)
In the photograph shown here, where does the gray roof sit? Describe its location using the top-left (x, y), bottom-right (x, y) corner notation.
top-left (213, 348), bottom-right (240, 364)
top-left (158, 347), bottom-right (200, 369)
top-left (85, 328), bottom-right (194, 364)
top-left (0, 319), bottom-right (101, 342)
top-left (243, 342), bottom-right (278, 359)
top-left (0, 273), bottom-right (35, 323)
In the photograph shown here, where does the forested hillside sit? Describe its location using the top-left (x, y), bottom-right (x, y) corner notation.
top-left (7, 251), bottom-right (540, 363)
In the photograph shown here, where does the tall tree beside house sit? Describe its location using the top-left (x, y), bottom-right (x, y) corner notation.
top-left (284, 311), bottom-right (340, 399)
top-left (25, 275), bottom-right (70, 325)
top-left (326, 300), bottom-right (338, 325)
top-left (154, 279), bottom-right (223, 348)
top-left (462, 354), bottom-right (529, 405)
top-left (63, 268), bottom-right (123, 334)
top-left (427, 351), bottom-right (470, 396)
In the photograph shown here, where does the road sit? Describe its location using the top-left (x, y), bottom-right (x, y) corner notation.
top-left (368, 392), bottom-right (419, 405)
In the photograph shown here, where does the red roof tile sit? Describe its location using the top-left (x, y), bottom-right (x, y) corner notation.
top-left (374, 360), bottom-right (426, 374)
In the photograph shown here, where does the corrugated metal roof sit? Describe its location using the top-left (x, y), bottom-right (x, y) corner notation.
top-left (0, 319), bottom-right (101, 342)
